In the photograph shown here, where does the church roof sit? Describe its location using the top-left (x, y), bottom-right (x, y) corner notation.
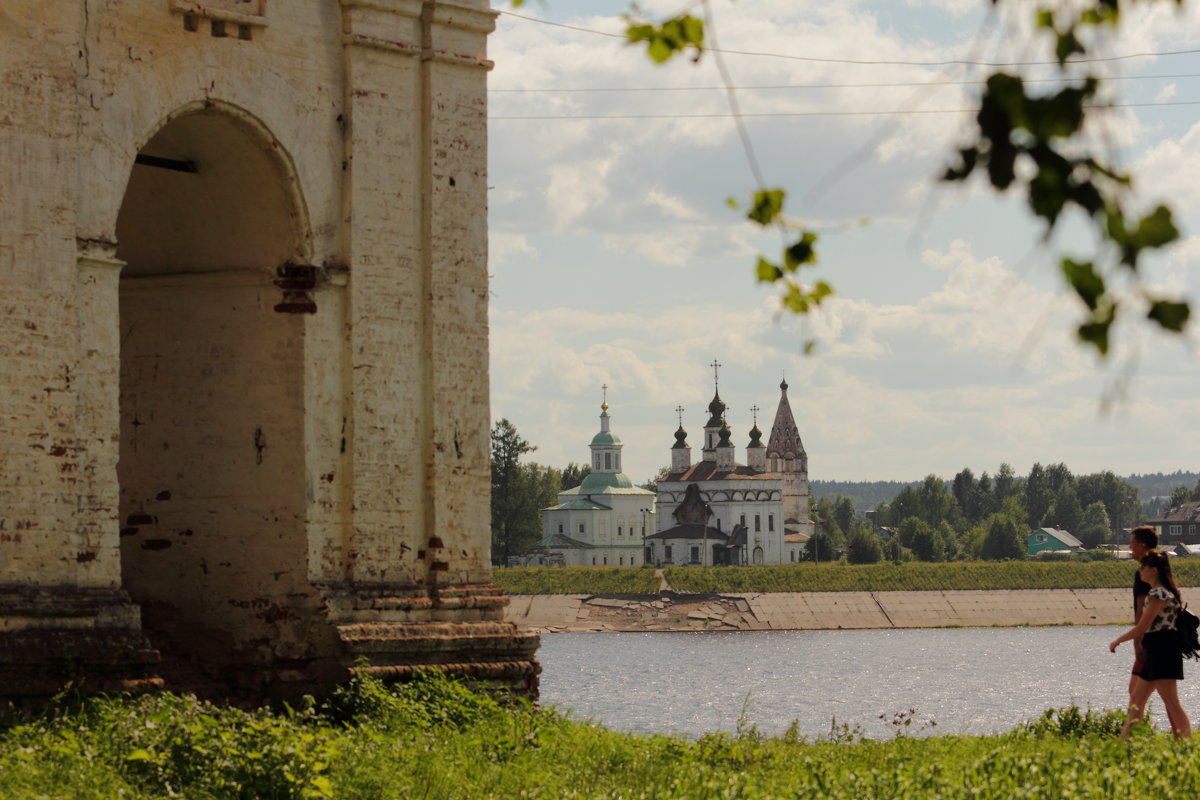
top-left (578, 471), bottom-right (637, 492)
top-left (646, 523), bottom-right (728, 542)
top-left (544, 497), bottom-right (611, 511)
top-left (590, 430), bottom-right (621, 446)
top-left (766, 379), bottom-right (806, 458)
top-left (659, 461), bottom-right (779, 482)
top-left (539, 533), bottom-right (594, 549)
top-left (559, 479), bottom-right (653, 496)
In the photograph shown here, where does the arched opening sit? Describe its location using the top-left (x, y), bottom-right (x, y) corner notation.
top-left (115, 106), bottom-right (314, 693)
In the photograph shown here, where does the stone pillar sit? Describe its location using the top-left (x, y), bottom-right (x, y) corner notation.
top-left (0, 242), bottom-right (160, 704)
top-left (324, 0), bottom-right (539, 696)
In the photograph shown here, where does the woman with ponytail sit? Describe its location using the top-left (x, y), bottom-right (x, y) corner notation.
top-left (1110, 551), bottom-right (1192, 739)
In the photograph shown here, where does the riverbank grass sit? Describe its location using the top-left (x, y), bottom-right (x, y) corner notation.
top-left (3, 673), bottom-right (1198, 799)
top-left (495, 560), bottom-right (1200, 595)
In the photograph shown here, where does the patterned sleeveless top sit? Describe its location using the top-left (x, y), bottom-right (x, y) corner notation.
top-left (1145, 586), bottom-right (1180, 633)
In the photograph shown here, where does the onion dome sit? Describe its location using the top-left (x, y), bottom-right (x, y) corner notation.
top-left (717, 422), bottom-right (732, 448)
top-left (673, 425), bottom-right (689, 449)
top-left (706, 391), bottom-right (726, 428)
top-left (748, 423), bottom-right (764, 448)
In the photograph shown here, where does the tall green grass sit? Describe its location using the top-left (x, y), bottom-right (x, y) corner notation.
top-left (495, 566), bottom-right (660, 594)
top-left (664, 560), bottom-right (1200, 594)
top-left (1, 673), bottom-right (1194, 800)
top-left (494, 560), bottom-right (1200, 595)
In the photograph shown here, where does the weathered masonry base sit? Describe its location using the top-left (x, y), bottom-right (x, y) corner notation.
top-left (1, 0), bottom-right (538, 702)
top-left (506, 589), bottom-right (1135, 633)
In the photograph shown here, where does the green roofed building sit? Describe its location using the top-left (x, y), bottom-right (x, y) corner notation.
top-left (533, 395), bottom-right (656, 567)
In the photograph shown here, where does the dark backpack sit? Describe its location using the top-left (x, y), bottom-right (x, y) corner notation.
top-left (1178, 603), bottom-right (1200, 660)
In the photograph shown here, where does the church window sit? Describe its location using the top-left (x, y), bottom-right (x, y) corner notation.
top-left (769, 514), bottom-right (774, 532)
top-left (740, 514), bottom-right (745, 526)
top-left (690, 546), bottom-right (699, 563)
top-left (716, 519), bottom-right (721, 531)
top-left (603, 557), bottom-right (608, 565)
top-left (618, 526), bottom-right (622, 536)
top-left (616, 454), bottom-right (620, 470)
top-left (579, 523), bottom-right (585, 533)
top-left (790, 550), bottom-right (795, 562)
top-left (665, 545), bottom-right (673, 562)
top-left (605, 452), bottom-right (611, 470)
top-left (619, 556), bottom-right (624, 565)
top-left (557, 524), bottom-right (563, 533)
top-left (755, 514), bottom-right (761, 532)
top-left (592, 557), bottom-right (596, 565)
top-left (594, 454), bottom-right (601, 469)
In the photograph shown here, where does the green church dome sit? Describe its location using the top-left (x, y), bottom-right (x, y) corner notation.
top-left (579, 471), bottom-right (634, 491)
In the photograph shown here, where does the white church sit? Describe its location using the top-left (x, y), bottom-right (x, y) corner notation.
top-left (535, 397), bottom-right (657, 567)
top-left (649, 376), bottom-right (813, 566)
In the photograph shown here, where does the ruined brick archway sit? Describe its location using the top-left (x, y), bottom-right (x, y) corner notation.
top-left (114, 106), bottom-right (324, 692)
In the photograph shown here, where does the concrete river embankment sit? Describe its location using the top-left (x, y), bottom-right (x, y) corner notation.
top-left (505, 589), bottom-right (1134, 633)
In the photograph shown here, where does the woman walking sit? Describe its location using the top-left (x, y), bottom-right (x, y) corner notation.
top-left (1110, 551), bottom-right (1192, 739)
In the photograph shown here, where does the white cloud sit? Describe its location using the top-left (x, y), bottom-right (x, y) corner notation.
top-left (544, 155), bottom-right (619, 231)
top-left (489, 232), bottom-right (537, 268)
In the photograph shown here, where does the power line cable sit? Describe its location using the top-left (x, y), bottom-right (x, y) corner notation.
top-left (489, 98), bottom-right (1200, 121)
top-left (489, 72), bottom-right (1200, 94)
top-left (498, 8), bottom-right (1200, 68)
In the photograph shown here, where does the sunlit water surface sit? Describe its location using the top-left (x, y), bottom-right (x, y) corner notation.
top-left (536, 627), bottom-right (1200, 738)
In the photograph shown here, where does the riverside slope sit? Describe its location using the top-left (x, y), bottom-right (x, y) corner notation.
top-left (504, 589), bottom-right (1135, 633)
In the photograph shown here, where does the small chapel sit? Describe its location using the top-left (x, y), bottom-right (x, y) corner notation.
top-left (649, 371), bottom-right (814, 566)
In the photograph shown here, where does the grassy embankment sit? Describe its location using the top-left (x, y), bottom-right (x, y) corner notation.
top-left (496, 560), bottom-right (1200, 595)
top-left (2, 671), bottom-right (1196, 800)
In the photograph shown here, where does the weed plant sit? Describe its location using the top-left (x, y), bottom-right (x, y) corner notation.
top-left (3, 672), bottom-right (1198, 799)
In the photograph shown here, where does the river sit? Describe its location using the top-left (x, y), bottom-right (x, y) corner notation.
top-left (536, 626), bottom-right (1200, 739)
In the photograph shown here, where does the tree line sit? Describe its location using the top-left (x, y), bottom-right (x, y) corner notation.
top-left (811, 463), bottom-right (1157, 565)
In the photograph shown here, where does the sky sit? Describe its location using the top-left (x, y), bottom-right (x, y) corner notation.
top-left (485, 0), bottom-right (1200, 484)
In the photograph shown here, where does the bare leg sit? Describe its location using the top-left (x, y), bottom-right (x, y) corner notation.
top-left (1152, 680), bottom-right (1192, 739)
top-left (1121, 678), bottom-right (1155, 739)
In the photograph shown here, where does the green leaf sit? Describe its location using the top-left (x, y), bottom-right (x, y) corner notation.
top-left (1054, 30), bottom-right (1085, 65)
top-left (810, 281), bottom-right (833, 302)
top-left (1135, 205), bottom-right (1179, 249)
top-left (1147, 299), bottom-right (1190, 332)
top-left (747, 188), bottom-right (785, 226)
top-left (625, 15), bottom-right (704, 64)
top-left (1077, 304), bottom-right (1116, 356)
top-left (783, 232), bottom-right (818, 270)
top-left (756, 257), bottom-right (783, 283)
top-left (1060, 259), bottom-right (1104, 310)
top-left (942, 147), bottom-right (978, 182)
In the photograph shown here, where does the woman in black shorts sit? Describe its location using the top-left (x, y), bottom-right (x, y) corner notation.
top-left (1110, 551), bottom-right (1192, 739)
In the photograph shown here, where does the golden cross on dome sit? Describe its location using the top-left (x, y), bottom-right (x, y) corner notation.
top-left (751, 404), bottom-right (760, 425)
top-left (675, 404), bottom-right (685, 426)
top-left (710, 358), bottom-right (721, 389)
